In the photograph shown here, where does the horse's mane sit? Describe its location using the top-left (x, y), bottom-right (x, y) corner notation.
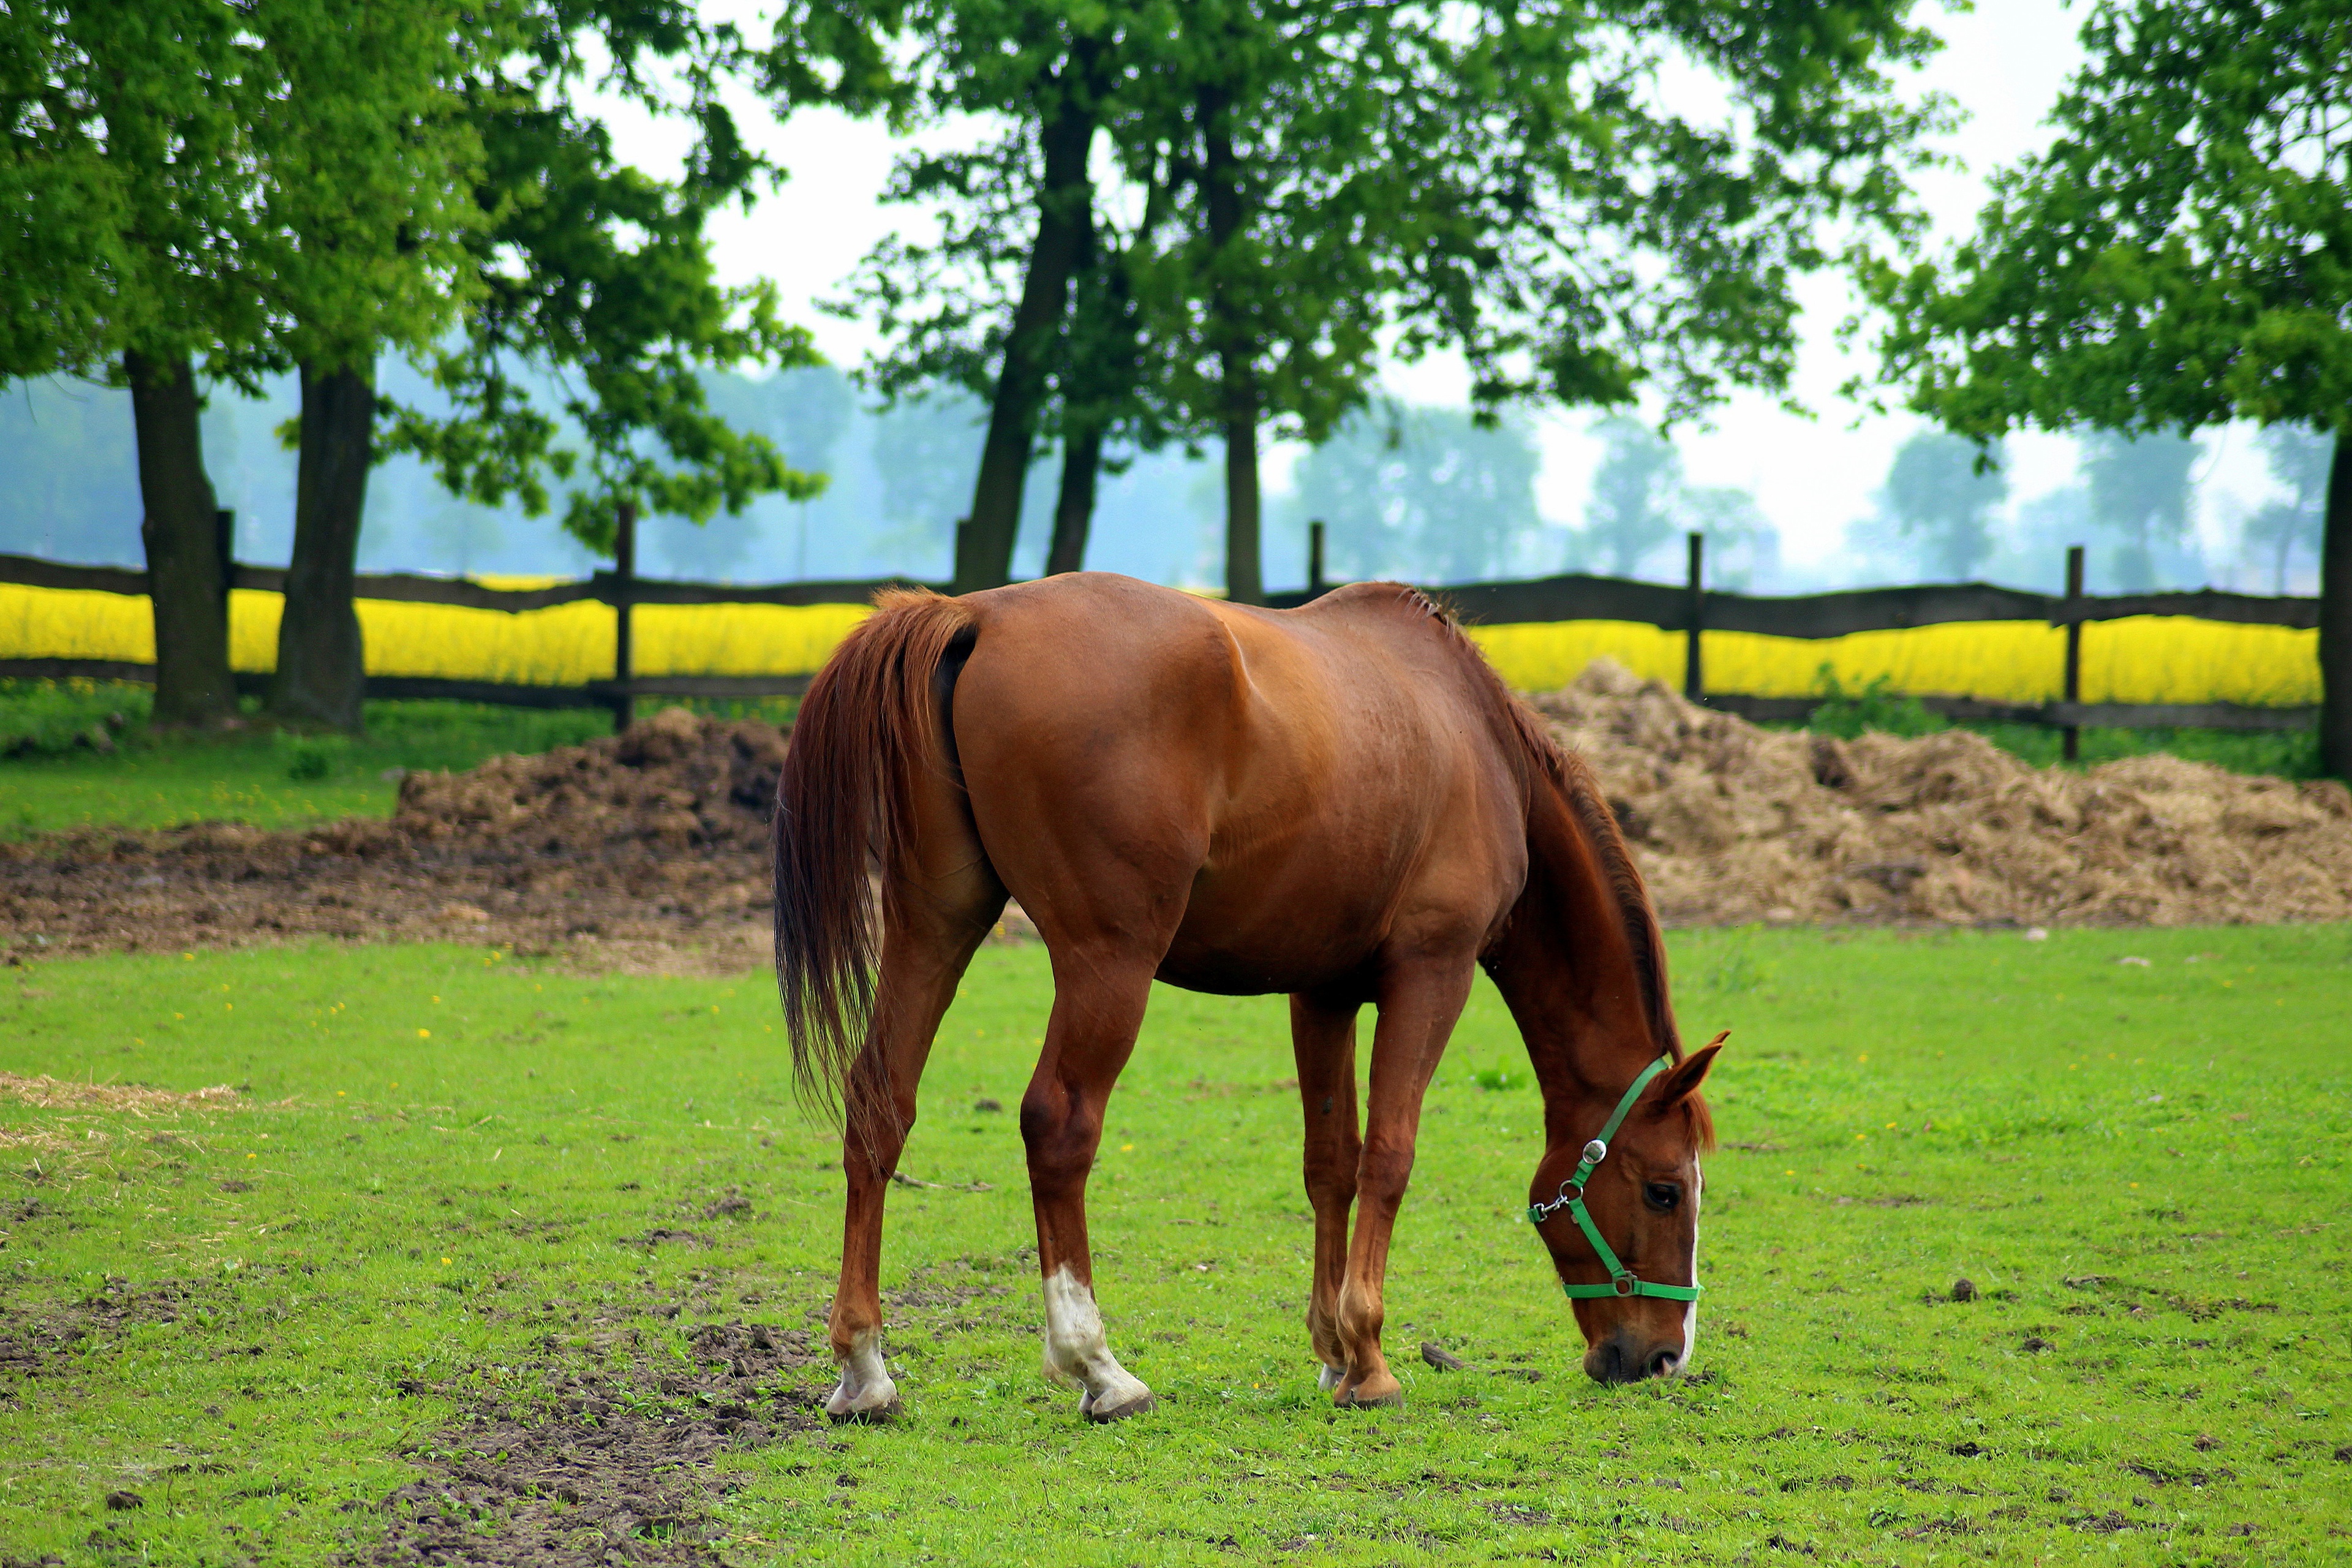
top-left (1387, 587), bottom-right (1690, 1088)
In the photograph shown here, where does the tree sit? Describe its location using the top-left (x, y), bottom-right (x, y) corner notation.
top-left (805, 0), bottom-right (1945, 601)
top-left (2, 0), bottom-right (269, 724)
top-left (2243, 424), bottom-right (2330, 592)
top-left (1866, 0), bottom-right (2352, 772)
top-left (1583, 420), bottom-right (1684, 578)
top-left (299, 1), bottom-right (823, 729)
top-left (1291, 405), bottom-right (1542, 584)
top-left (1880, 430), bottom-right (2010, 580)
top-left (2082, 431), bottom-right (2199, 592)
top-left (241, 0), bottom-right (498, 729)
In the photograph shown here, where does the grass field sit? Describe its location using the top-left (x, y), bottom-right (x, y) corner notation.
top-left (4, 927), bottom-right (2348, 1564)
top-left (0, 693), bottom-right (616, 838)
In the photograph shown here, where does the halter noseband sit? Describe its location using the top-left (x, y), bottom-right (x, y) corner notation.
top-left (1525, 1053), bottom-right (1702, 1302)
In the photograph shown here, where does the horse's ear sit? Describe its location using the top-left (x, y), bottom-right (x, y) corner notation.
top-left (1651, 1032), bottom-right (1726, 1110)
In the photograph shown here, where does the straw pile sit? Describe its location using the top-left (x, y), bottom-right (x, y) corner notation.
top-left (1537, 659), bottom-right (2352, 926)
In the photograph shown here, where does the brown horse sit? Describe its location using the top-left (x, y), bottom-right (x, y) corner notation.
top-left (774, 573), bottom-right (1717, 1422)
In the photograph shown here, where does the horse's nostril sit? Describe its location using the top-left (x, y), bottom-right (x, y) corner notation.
top-left (1646, 1349), bottom-right (1679, 1379)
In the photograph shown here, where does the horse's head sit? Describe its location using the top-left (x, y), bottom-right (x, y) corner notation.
top-left (1528, 1038), bottom-right (1720, 1384)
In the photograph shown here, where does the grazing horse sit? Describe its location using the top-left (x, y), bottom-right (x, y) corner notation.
top-left (774, 573), bottom-right (1719, 1422)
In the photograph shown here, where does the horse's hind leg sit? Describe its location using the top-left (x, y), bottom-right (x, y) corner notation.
top-left (1291, 990), bottom-right (1362, 1390)
top-left (825, 813), bottom-right (1003, 1420)
top-left (1020, 954), bottom-right (1160, 1422)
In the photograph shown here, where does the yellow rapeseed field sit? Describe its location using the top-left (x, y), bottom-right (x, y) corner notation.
top-left (0, 582), bottom-right (2320, 707)
top-left (1466, 617), bottom-right (2321, 706)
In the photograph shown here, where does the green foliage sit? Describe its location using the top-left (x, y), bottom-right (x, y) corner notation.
top-left (380, 4), bottom-right (826, 556)
top-left (1864, 0), bottom-right (2352, 442)
top-left (1807, 668), bottom-right (1950, 739)
top-left (808, 0), bottom-right (1952, 481)
top-left (2, 929), bottom-right (2347, 1561)
top-left (0, 0), bottom-right (265, 379)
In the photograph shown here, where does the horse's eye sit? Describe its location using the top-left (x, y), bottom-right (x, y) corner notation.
top-left (1644, 1182), bottom-right (1681, 1212)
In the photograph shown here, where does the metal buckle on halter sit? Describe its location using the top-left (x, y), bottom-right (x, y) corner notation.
top-left (1581, 1138), bottom-right (1608, 1166)
top-left (1612, 1274), bottom-right (1637, 1297)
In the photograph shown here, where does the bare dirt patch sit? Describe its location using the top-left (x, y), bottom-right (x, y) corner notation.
top-left (1540, 660), bottom-right (2352, 926)
top-left (356, 1323), bottom-right (829, 1567)
top-left (0, 1276), bottom-right (195, 1396)
top-left (0, 710), bottom-right (791, 970)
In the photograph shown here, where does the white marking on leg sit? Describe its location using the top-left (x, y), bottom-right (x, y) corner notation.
top-left (826, 1326), bottom-right (899, 1418)
top-left (1318, 1363), bottom-right (1343, 1392)
top-left (1041, 1265), bottom-right (1153, 1418)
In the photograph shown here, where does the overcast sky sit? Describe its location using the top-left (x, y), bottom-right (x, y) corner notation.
top-left (605, 0), bottom-right (2286, 584)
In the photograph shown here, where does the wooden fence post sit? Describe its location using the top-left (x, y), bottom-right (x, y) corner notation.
top-left (2063, 544), bottom-right (2084, 763)
top-left (1308, 520), bottom-right (1326, 599)
top-left (611, 502), bottom-right (637, 733)
top-left (1684, 531), bottom-right (1705, 702)
top-left (214, 510), bottom-right (236, 614)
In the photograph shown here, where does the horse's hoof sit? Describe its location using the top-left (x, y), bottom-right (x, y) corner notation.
top-left (826, 1397), bottom-right (902, 1425)
top-left (1336, 1383), bottom-right (1405, 1411)
top-left (1084, 1390), bottom-right (1158, 1424)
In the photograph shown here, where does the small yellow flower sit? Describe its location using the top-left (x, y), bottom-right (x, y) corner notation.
top-left (1885, 1122), bottom-right (1896, 1130)
top-left (1121, 1144), bottom-right (1134, 1152)
top-left (1855, 1133), bottom-right (1867, 1141)
top-left (441, 1256), bottom-right (452, 1265)
top-left (1783, 1169), bottom-right (1795, 1176)
top-left (418, 1028), bottom-right (431, 1039)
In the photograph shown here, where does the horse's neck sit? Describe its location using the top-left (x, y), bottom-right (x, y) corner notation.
top-left (1485, 772), bottom-right (1670, 1126)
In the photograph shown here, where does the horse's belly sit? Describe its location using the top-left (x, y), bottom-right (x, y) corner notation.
top-left (1152, 843), bottom-right (1497, 998)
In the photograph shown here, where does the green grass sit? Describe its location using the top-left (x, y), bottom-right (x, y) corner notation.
top-left (0, 684), bottom-right (805, 839)
top-left (4, 926), bottom-right (2348, 1564)
top-left (1803, 677), bottom-right (2323, 778)
top-left (0, 689), bottom-right (616, 837)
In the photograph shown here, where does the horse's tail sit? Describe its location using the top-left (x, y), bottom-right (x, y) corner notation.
top-left (774, 588), bottom-right (975, 1117)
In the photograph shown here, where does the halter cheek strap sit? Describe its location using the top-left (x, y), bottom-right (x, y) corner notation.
top-left (1525, 1053), bottom-right (1702, 1303)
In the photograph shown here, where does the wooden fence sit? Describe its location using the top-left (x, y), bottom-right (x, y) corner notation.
top-left (0, 522), bottom-right (2321, 737)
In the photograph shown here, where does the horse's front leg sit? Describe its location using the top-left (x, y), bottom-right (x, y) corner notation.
top-left (1020, 956), bottom-right (1158, 1422)
top-left (1291, 990), bottom-right (1363, 1391)
top-left (826, 910), bottom-right (991, 1422)
top-left (1333, 953), bottom-right (1477, 1409)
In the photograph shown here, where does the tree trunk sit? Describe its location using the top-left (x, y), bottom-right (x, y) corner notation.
top-left (126, 351), bottom-right (236, 726)
top-left (270, 358), bottom-right (374, 732)
top-left (2320, 425), bottom-right (2352, 780)
top-left (1199, 86), bottom-right (1262, 606)
top-left (953, 53), bottom-right (1099, 595)
top-left (1045, 422), bottom-right (1102, 576)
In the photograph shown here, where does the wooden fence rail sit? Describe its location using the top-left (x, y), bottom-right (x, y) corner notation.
top-left (0, 540), bottom-right (2321, 733)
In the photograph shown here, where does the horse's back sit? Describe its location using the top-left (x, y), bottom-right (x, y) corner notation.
top-left (948, 574), bottom-right (1529, 992)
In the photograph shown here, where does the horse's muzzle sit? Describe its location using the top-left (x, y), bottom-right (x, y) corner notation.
top-left (1583, 1330), bottom-right (1684, 1384)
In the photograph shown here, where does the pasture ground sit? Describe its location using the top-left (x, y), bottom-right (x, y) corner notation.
top-left (2, 925), bottom-right (2347, 1566)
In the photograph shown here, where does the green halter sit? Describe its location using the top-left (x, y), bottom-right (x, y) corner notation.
top-left (1525, 1054), bottom-right (1702, 1302)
